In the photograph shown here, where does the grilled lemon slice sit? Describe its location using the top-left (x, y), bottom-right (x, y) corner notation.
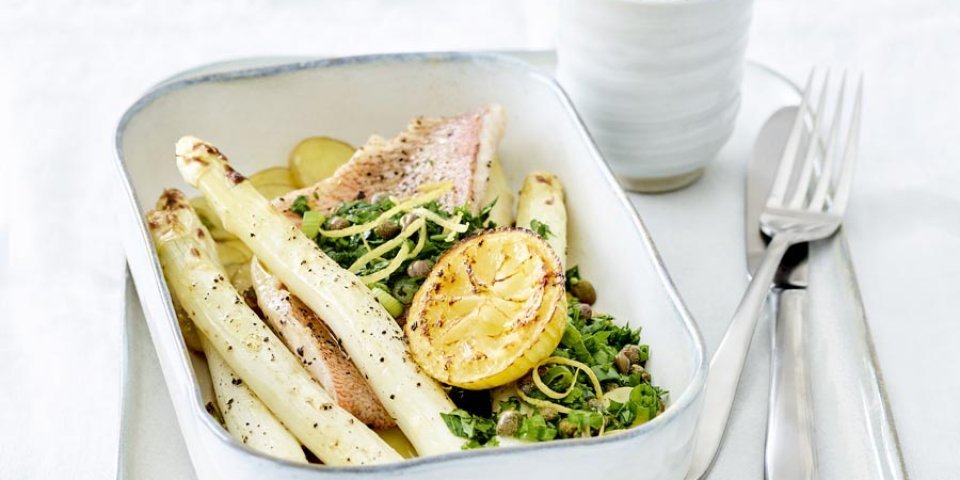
top-left (405, 228), bottom-right (566, 389)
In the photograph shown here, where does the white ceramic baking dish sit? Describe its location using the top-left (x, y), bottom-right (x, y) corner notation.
top-left (114, 52), bottom-right (707, 480)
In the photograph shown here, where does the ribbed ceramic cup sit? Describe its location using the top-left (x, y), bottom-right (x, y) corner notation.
top-left (557, 0), bottom-right (753, 192)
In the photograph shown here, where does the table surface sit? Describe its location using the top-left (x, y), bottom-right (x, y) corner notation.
top-left (1, 1), bottom-right (957, 479)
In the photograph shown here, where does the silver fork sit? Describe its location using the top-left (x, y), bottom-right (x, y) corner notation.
top-left (686, 70), bottom-right (863, 479)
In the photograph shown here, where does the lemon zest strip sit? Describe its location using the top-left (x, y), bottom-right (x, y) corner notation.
top-left (317, 181), bottom-right (452, 238)
top-left (516, 386), bottom-right (574, 414)
top-left (535, 356), bottom-right (604, 401)
top-left (408, 220), bottom-right (427, 259)
top-left (348, 217), bottom-right (425, 272)
top-left (359, 242), bottom-right (411, 285)
top-left (410, 207), bottom-right (467, 234)
top-left (532, 365), bottom-right (581, 400)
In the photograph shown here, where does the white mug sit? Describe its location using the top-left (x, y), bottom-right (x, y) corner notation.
top-left (557, 0), bottom-right (753, 192)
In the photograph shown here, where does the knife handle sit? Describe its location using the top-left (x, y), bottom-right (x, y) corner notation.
top-left (765, 289), bottom-right (817, 480)
top-left (687, 234), bottom-right (792, 480)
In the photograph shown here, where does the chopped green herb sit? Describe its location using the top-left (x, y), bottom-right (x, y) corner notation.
top-left (440, 409), bottom-right (499, 449)
top-left (290, 195), bottom-right (311, 217)
top-left (517, 413), bottom-right (558, 441)
top-left (530, 219), bottom-right (553, 239)
top-left (564, 410), bottom-right (604, 436)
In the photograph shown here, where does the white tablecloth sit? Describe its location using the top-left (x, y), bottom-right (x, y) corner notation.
top-left (1, 1), bottom-right (956, 478)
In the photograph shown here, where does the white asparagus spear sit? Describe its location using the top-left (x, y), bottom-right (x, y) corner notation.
top-left (515, 171), bottom-right (567, 267)
top-left (482, 156), bottom-right (515, 227)
top-left (201, 336), bottom-right (307, 463)
top-left (148, 192), bottom-right (402, 465)
top-left (156, 190), bottom-right (308, 463)
top-left (175, 136), bottom-right (462, 456)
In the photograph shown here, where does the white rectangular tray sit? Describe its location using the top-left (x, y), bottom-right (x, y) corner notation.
top-left (115, 51), bottom-right (706, 479)
top-left (118, 51), bottom-right (906, 479)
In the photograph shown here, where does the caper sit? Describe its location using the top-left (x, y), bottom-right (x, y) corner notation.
top-left (496, 410), bottom-right (521, 436)
top-left (558, 418), bottom-right (578, 437)
top-left (619, 344), bottom-right (641, 365)
top-left (374, 220), bottom-right (400, 239)
top-left (615, 351), bottom-right (631, 374)
top-left (570, 280), bottom-right (597, 305)
top-left (327, 216), bottom-right (351, 230)
top-left (517, 374), bottom-right (536, 395)
top-left (400, 212), bottom-right (419, 229)
top-left (586, 398), bottom-right (604, 411)
top-left (370, 191), bottom-right (391, 204)
top-left (575, 303), bottom-right (593, 321)
top-left (540, 407), bottom-right (559, 421)
top-left (406, 259), bottom-right (434, 278)
top-left (630, 364), bottom-right (652, 382)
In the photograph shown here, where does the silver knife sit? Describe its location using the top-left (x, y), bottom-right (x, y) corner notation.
top-left (747, 106), bottom-right (817, 480)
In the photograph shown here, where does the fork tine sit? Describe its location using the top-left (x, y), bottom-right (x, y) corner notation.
top-left (788, 70), bottom-right (832, 209)
top-left (809, 73), bottom-right (848, 210)
top-left (767, 69), bottom-right (816, 208)
top-left (827, 75), bottom-right (863, 214)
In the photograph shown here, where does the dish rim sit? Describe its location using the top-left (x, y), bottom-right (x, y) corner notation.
top-left (113, 51), bottom-right (708, 473)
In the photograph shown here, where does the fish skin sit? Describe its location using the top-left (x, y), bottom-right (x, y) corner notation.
top-left (251, 261), bottom-right (397, 430)
top-left (274, 105), bottom-right (506, 217)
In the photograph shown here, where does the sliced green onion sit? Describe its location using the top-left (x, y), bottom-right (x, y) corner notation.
top-left (301, 211), bottom-right (324, 239)
top-left (370, 286), bottom-right (404, 318)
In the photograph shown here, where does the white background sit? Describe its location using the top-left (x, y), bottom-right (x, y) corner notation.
top-left (1, 0), bottom-right (957, 478)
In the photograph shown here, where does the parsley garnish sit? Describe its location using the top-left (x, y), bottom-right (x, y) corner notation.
top-left (440, 409), bottom-right (500, 449)
top-left (289, 195), bottom-right (311, 217)
top-left (529, 219), bottom-right (553, 239)
top-left (517, 413), bottom-right (557, 441)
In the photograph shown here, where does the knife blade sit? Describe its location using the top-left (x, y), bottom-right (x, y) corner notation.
top-left (747, 107), bottom-right (808, 287)
top-left (747, 106), bottom-right (816, 480)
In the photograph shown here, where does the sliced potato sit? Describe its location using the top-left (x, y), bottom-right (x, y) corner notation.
top-left (405, 229), bottom-right (567, 390)
top-left (256, 184), bottom-right (298, 200)
top-left (249, 166), bottom-right (297, 199)
top-left (189, 196), bottom-right (235, 242)
top-left (249, 166), bottom-right (295, 188)
top-left (288, 136), bottom-right (355, 187)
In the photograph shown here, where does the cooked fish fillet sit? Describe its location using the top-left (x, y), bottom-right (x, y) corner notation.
top-left (251, 260), bottom-right (396, 430)
top-left (275, 105), bottom-right (506, 216)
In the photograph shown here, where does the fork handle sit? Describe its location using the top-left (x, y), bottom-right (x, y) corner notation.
top-left (686, 233), bottom-right (793, 480)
